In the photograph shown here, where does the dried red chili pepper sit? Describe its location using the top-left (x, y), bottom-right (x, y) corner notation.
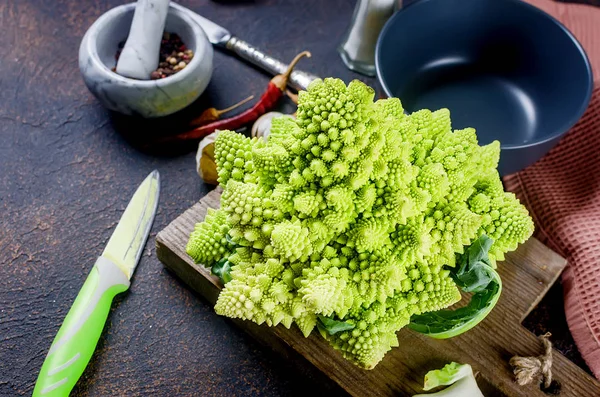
top-left (159, 51), bottom-right (310, 143)
top-left (189, 95), bottom-right (254, 128)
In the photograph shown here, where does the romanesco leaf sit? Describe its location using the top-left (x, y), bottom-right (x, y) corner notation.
top-left (408, 235), bottom-right (501, 338)
top-left (316, 315), bottom-right (355, 335)
top-left (211, 257), bottom-right (233, 284)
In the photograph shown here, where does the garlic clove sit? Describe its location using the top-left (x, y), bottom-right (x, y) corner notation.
top-left (251, 112), bottom-right (295, 139)
top-left (196, 131), bottom-right (219, 184)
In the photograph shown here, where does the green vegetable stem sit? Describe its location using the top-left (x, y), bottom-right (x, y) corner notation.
top-left (413, 362), bottom-right (483, 396)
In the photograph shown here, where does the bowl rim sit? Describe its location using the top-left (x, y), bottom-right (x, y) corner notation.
top-left (375, 0), bottom-right (594, 151)
top-left (82, 2), bottom-right (210, 88)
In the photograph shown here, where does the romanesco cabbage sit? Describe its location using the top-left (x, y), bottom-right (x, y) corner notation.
top-left (186, 78), bottom-right (534, 369)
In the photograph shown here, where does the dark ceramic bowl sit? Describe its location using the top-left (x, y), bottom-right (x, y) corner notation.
top-left (376, 0), bottom-right (593, 175)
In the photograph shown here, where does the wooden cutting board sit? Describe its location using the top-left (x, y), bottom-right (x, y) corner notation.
top-left (156, 187), bottom-right (600, 396)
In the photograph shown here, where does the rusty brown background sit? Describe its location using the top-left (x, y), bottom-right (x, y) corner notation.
top-left (1, 0), bottom-right (598, 396)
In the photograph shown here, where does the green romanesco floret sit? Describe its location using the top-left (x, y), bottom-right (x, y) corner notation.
top-left (324, 264), bottom-right (460, 369)
top-left (346, 217), bottom-right (392, 253)
top-left (270, 219), bottom-right (313, 262)
top-left (187, 78), bottom-right (534, 369)
top-left (214, 130), bottom-right (256, 185)
top-left (186, 208), bottom-right (231, 267)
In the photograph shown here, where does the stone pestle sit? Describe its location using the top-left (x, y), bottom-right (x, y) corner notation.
top-left (116, 0), bottom-right (170, 80)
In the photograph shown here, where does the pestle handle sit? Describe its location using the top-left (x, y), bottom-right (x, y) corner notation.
top-left (116, 0), bottom-right (170, 80)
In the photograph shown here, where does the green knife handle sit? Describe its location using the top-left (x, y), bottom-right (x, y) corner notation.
top-left (33, 257), bottom-right (130, 397)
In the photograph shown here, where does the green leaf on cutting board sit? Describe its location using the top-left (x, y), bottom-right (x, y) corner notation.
top-left (212, 257), bottom-right (232, 284)
top-left (408, 235), bottom-right (502, 339)
top-left (316, 315), bottom-right (355, 338)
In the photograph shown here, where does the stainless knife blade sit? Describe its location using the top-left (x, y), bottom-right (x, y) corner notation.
top-left (102, 170), bottom-right (161, 278)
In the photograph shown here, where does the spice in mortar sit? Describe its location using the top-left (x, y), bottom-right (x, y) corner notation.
top-left (112, 32), bottom-right (194, 80)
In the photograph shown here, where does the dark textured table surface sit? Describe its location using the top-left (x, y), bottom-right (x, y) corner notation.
top-left (1, 0), bottom-right (598, 396)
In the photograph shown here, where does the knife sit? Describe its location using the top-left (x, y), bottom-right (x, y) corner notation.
top-left (171, 2), bottom-right (320, 91)
top-left (32, 171), bottom-right (161, 397)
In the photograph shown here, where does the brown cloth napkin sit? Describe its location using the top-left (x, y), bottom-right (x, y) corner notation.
top-left (504, 0), bottom-right (600, 379)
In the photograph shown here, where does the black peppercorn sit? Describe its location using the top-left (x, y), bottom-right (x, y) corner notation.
top-left (112, 32), bottom-right (194, 80)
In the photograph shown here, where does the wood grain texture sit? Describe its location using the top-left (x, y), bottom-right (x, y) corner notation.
top-left (156, 189), bottom-right (600, 397)
top-left (1, 0), bottom-right (599, 396)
